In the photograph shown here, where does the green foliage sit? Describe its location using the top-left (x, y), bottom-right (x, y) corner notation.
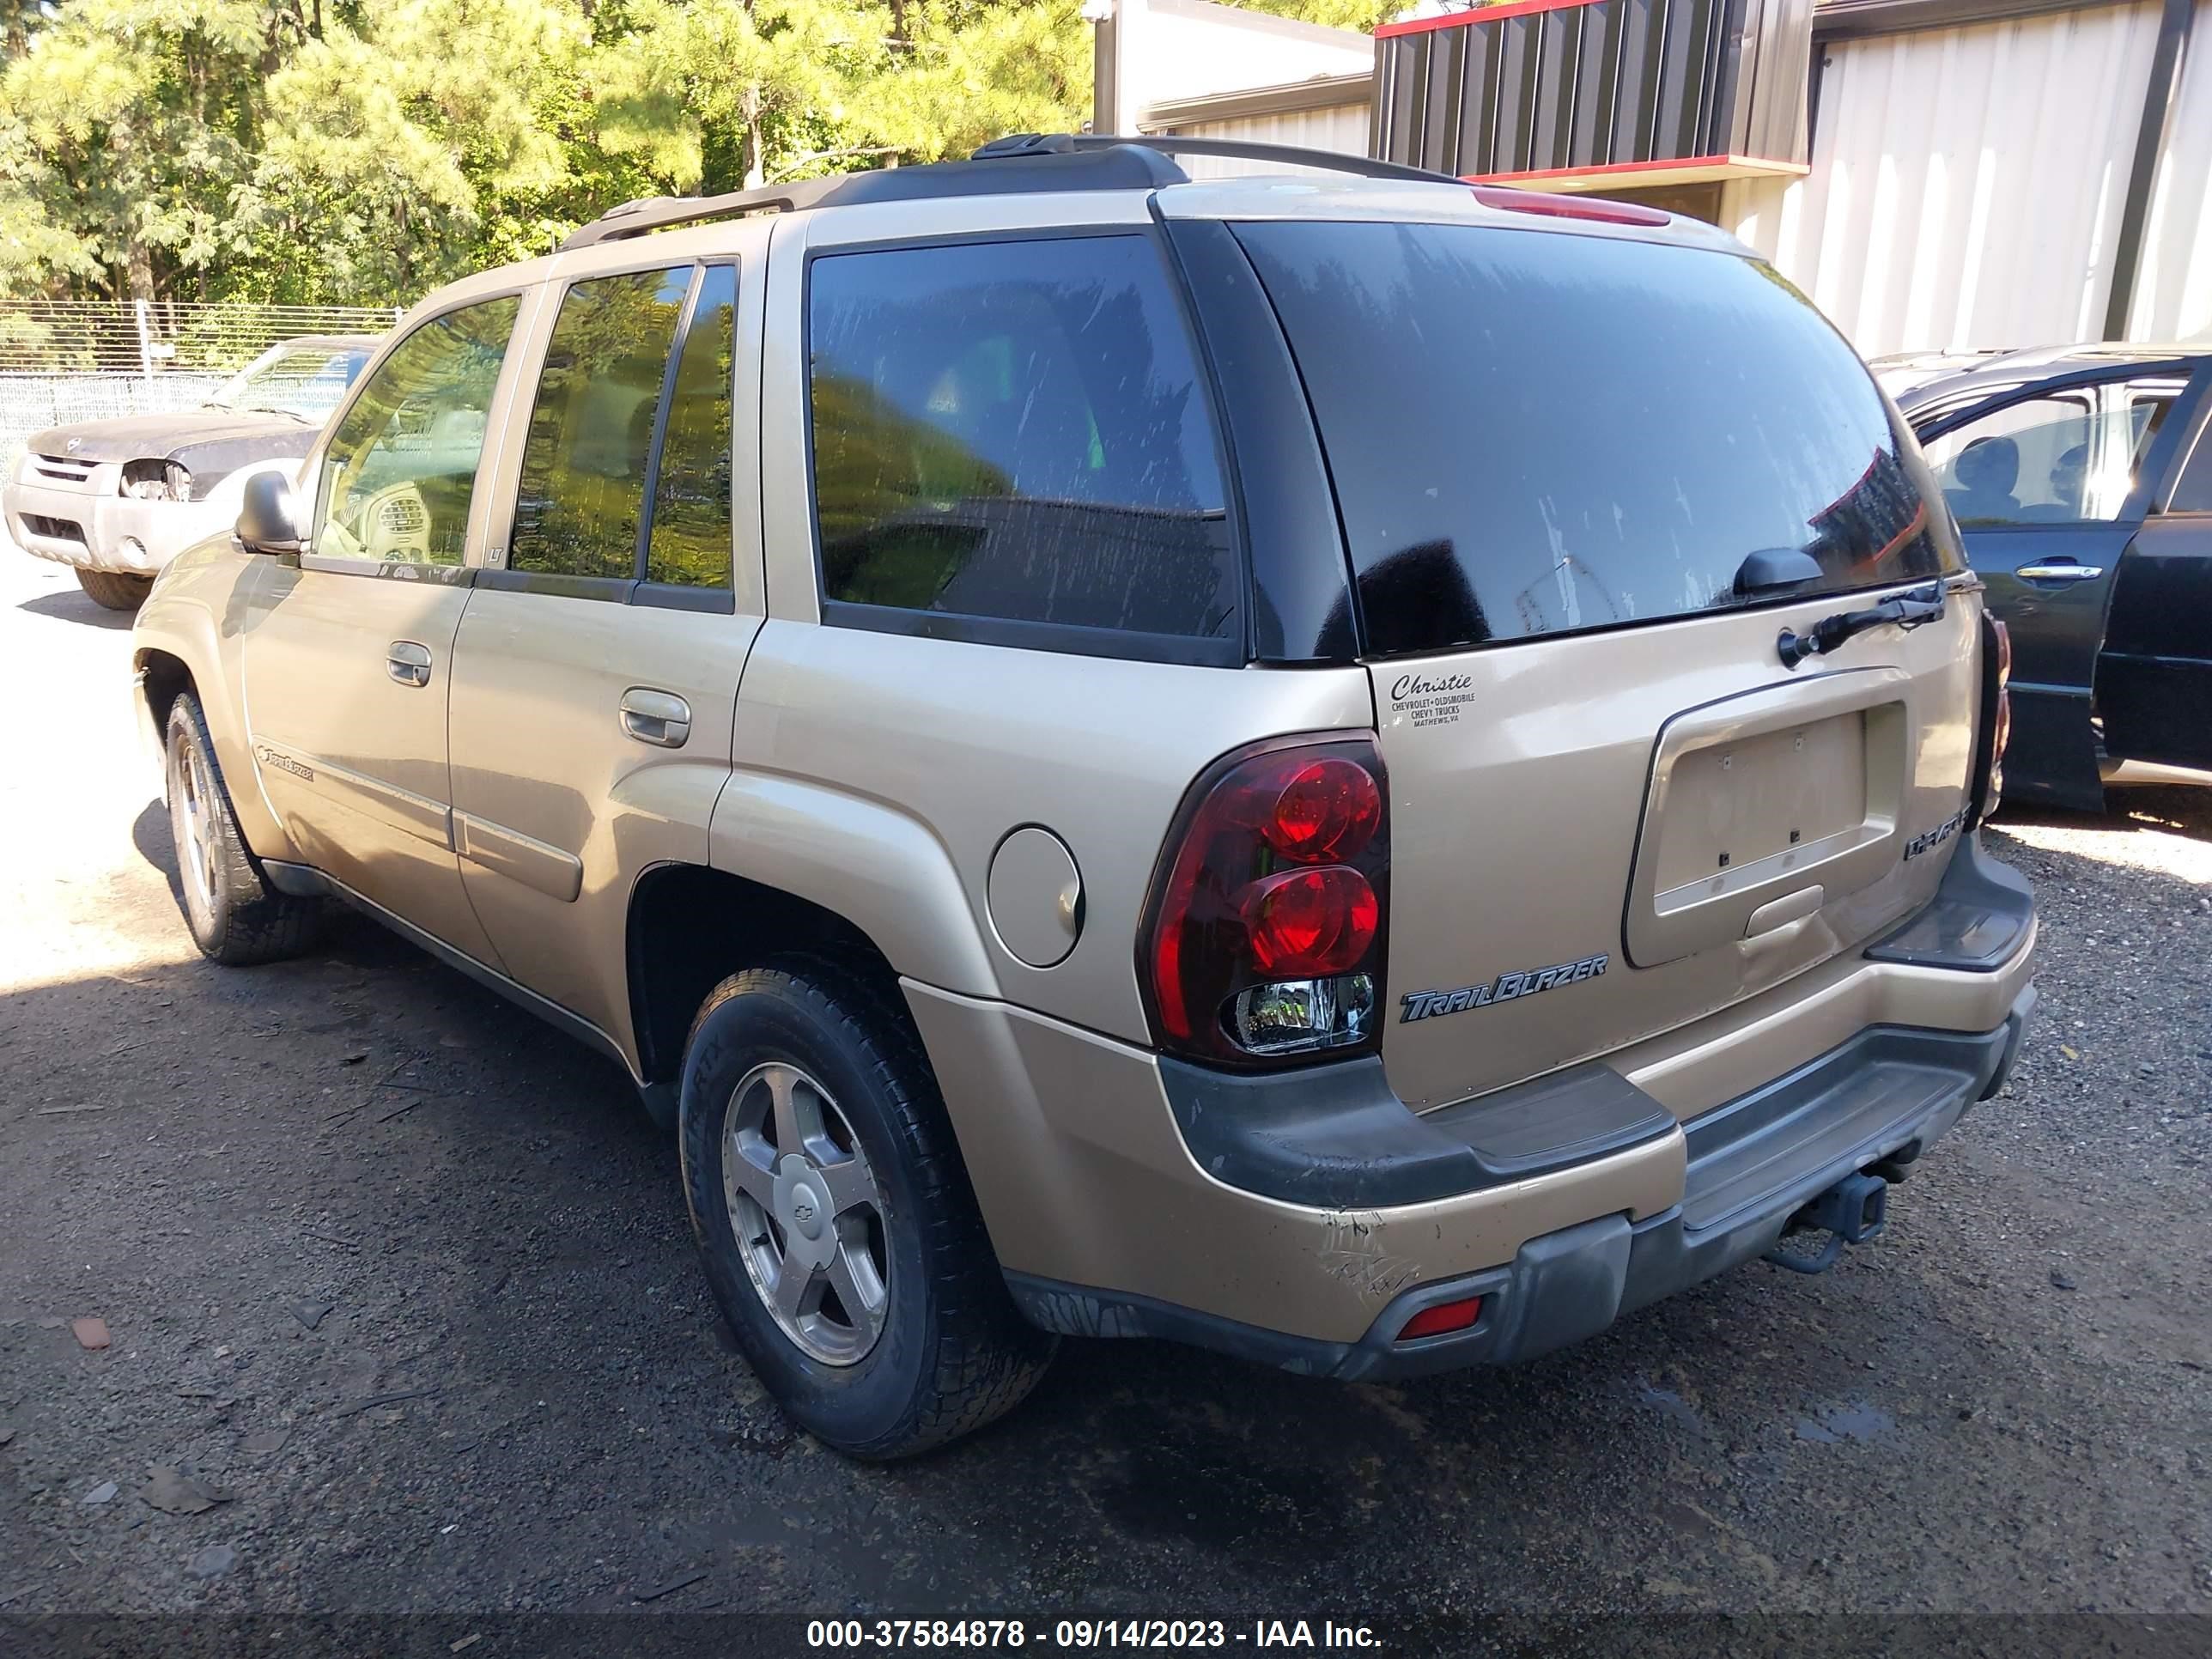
top-left (856, 0), bottom-right (1090, 168)
top-left (1234, 0), bottom-right (1397, 32)
top-left (0, 0), bottom-right (1383, 307)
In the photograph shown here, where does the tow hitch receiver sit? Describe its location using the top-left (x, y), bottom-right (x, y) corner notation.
top-left (1764, 1171), bottom-right (1889, 1275)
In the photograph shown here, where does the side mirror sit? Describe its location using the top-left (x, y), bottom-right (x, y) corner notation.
top-left (237, 470), bottom-right (303, 556)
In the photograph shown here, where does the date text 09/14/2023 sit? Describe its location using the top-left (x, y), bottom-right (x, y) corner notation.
top-left (805, 1619), bottom-right (1385, 1649)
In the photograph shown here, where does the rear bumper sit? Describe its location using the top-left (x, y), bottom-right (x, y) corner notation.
top-left (1011, 985), bottom-right (2032, 1382)
top-left (908, 835), bottom-right (2036, 1367)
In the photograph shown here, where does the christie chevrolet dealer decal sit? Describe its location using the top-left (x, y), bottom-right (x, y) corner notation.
top-left (1388, 669), bottom-right (1479, 731)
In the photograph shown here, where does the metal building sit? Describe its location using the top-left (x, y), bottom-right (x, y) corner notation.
top-left (1089, 0), bottom-right (2212, 355)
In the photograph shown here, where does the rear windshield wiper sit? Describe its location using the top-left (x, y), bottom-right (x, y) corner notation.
top-left (1778, 582), bottom-right (1945, 669)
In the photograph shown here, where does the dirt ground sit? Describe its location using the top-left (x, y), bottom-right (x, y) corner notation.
top-left (2, 550), bottom-right (2208, 1641)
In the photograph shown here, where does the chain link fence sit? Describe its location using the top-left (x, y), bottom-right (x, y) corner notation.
top-left (0, 300), bottom-right (402, 478)
top-left (0, 300), bottom-right (403, 374)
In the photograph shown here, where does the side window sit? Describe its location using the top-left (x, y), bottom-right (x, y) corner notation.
top-left (646, 264), bottom-right (737, 588)
top-left (509, 267), bottom-right (690, 580)
top-left (2119, 379), bottom-right (2183, 507)
top-left (806, 234), bottom-right (1236, 644)
top-left (1923, 392), bottom-right (2133, 526)
top-left (315, 297), bottom-right (520, 566)
top-left (2172, 418), bottom-right (2212, 514)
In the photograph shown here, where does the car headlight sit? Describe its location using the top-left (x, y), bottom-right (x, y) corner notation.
top-left (120, 459), bottom-right (191, 501)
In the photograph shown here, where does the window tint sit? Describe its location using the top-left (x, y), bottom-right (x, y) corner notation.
top-left (807, 235), bottom-right (1235, 641)
top-left (647, 264), bottom-right (736, 588)
top-left (1923, 393), bottom-right (2133, 526)
top-left (510, 267), bottom-right (689, 580)
top-left (227, 343), bottom-right (372, 422)
top-left (2173, 417), bottom-right (2212, 513)
top-left (316, 298), bottom-right (519, 566)
top-left (2123, 380), bottom-right (2182, 507)
top-left (1232, 222), bottom-right (1960, 658)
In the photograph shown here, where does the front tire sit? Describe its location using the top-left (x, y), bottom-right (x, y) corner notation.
top-left (76, 568), bottom-right (153, 611)
top-left (679, 964), bottom-right (1054, 1458)
top-left (164, 692), bottom-right (323, 964)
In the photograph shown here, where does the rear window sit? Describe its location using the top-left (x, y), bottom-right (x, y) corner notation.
top-left (1233, 221), bottom-right (1961, 658)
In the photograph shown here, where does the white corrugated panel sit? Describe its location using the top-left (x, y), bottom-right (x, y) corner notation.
top-left (2126, 0), bottom-right (2212, 341)
top-left (1727, 3), bottom-right (2163, 356)
top-left (1159, 105), bottom-right (1372, 176)
top-left (1112, 0), bottom-right (1371, 128)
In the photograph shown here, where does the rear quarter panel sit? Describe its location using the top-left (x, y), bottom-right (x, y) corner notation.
top-left (718, 622), bottom-right (1374, 1039)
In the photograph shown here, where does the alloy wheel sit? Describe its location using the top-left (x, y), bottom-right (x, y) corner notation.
top-left (720, 1060), bottom-right (890, 1366)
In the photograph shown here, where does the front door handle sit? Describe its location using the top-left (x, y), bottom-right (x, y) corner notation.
top-left (386, 641), bottom-right (433, 688)
top-left (2014, 562), bottom-right (2105, 582)
top-left (620, 687), bottom-right (691, 748)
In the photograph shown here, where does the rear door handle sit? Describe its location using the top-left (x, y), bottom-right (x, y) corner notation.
top-left (2014, 562), bottom-right (2105, 582)
top-left (387, 641), bottom-right (433, 687)
top-left (620, 688), bottom-right (691, 749)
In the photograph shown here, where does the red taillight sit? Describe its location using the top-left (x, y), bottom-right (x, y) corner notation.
top-left (1263, 757), bottom-right (1381, 863)
top-left (1243, 866), bottom-right (1378, 975)
top-left (1397, 1297), bottom-right (1482, 1340)
top-left (1141, 736), bottom-right (1390, 1066)
top-left (1971, 614), bottom-right (2013, 823)
top-left (1468, 184), bottom-right (1670, 227)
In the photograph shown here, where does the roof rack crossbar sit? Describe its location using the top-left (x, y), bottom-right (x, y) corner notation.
top-left (554, 136), bottom-right (1461, 253)
top-left (559, 184), bottom-right (823, 252)
top-left (1060, 132), bottom-right (1456, 185)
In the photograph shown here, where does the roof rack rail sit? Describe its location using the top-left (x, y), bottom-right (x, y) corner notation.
top-left (556, 133), bottom-right (1457, 252)
top-left (559, 142), bottom-right (1190, 251)
top-left (1044, 131), bottom-right (1455, 185)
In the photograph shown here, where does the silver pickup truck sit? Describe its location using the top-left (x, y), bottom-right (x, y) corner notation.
top-left (7, 334), bottom-right (377, 610)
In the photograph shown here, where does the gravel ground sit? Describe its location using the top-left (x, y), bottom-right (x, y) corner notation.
top-left (1, 551), bottom-right (2208, 1643)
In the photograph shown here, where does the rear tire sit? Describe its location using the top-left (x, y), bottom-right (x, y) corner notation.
top-left (679, 963), bottom-right (1054, 1458)
top-left (164, 692), bottom-right (324, 965)
top-left (76, 568), bottom-right (153, 611)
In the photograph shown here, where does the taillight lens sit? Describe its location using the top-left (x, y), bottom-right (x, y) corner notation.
top-left (1140, 736), bottom-right (1390, 1066)
top-left (1261, 757), bottom-right (1381, 861)
top-left (1243, 866), bottom-right (1377, 975)
top-left (1970, 614), bottom-right (2012, 823)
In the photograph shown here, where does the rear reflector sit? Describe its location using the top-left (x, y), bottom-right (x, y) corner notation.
top-left (1396, 1297), bottom-right (1482, 1340)
top-left (1468, 185), bottom-right (1670, 227)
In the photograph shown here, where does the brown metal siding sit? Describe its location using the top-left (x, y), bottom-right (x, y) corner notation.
top-left (1375, 0), bottom-right (1813, 176)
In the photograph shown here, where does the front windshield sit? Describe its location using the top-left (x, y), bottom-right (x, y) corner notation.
top-left (216, 342), bottom-right (374, 422)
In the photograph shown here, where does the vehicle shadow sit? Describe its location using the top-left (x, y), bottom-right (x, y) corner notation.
top-left (1991, 783), bottom-right (2212, 845)
top-left (8, 860), bottom-right (2203, 1617)
top-left (15, 586), bottom-right (137, 629)
top-left (131, 798), bottom-right (184, 911)
top-left (131, 795), bottom-right (495, 980)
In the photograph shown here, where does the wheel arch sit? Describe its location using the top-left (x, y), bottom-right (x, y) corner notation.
top-left (132, 560), bottom-right (294, 861)
top-left (627, 862), bottom-right (911, 1089)
top-left (133, 644), bottom-right (195, 746)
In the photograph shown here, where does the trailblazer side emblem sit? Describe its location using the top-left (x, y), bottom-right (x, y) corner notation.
top-left (1400, 953), bottom-right (1610, 1024)
top-left (254, 744), bottom-right (314, 782)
